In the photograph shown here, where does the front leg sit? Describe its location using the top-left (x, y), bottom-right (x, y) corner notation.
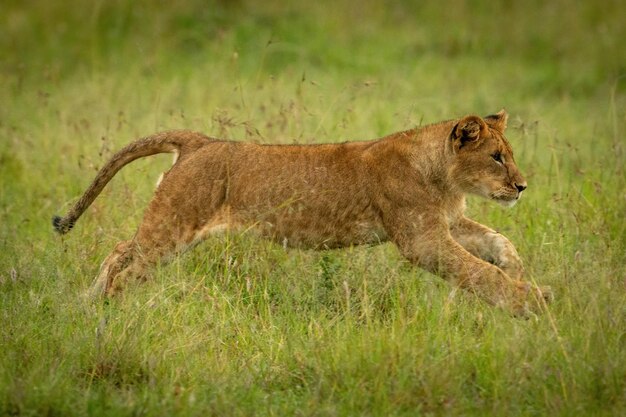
top-left (385, 211), bottom-right (546, 316)
top-left (450, 217), bottom-right (524, 280)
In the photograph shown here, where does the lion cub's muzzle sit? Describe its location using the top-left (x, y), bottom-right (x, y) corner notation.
top-left (492, 182), bottom-right (526, 207)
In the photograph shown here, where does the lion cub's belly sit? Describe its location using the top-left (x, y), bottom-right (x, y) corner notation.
top-left (240, 203), bottom-right (388, 250)
top-left (260, 218), bottom-right (388, 249)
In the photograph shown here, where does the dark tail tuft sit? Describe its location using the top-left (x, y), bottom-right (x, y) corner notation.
top-left (52, 215), bottom-right (74, 234)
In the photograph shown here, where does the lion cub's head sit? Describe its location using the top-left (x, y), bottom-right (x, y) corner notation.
top-left (448, 110), bottom-right (527, 207)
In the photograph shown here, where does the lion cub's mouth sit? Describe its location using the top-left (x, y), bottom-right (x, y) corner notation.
top-left (490, 189), bottom-right (522, 207)
top-left (492, 192), bottom-right (522, 207)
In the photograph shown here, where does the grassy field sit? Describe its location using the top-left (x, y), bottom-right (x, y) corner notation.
top-left (1, 0), bottom-right (625, 415)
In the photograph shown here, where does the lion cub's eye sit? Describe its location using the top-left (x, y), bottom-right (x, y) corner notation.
top-left (492, 152), bottom-right (503, 164)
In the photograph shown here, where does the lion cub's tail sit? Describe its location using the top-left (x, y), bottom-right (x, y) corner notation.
top-left (52, 130), bottom-right (211, 234)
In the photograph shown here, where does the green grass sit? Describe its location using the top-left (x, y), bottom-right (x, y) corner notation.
top-left (1, 0), bottom-right (625, 415)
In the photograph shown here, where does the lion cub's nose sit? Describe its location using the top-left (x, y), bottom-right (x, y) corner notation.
top-left (515, 182), bottom-right (527, 193)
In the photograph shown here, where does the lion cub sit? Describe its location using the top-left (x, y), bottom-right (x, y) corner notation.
top-left (54, 110), bottom-right (551, 316)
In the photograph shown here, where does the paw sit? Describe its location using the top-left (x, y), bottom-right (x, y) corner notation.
top-left (497, 252), bottom-right (525, 280)
top-left (536, 285), bottom-right (554, 304)
top-left (506, 281), bottom-right (553, 318)
top-left (500, 262), bottom-right (525, 281)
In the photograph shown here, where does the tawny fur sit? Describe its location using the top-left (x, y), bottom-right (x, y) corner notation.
top-left (53, 110), bottom-right (552, 316)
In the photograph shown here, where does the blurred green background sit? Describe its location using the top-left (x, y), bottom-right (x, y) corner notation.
top-left (1, 1), bottom-right (625, 416)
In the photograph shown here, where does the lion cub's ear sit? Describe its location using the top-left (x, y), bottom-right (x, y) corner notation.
top-left (484, 109), bottom-right (508, 132)
top-left (450, 115), bottom-right (487, 150)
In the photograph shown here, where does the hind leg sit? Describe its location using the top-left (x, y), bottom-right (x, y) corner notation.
top-left (90, 209), bottom-right (238, 297)
top-left (88, 240), bottom-right (133, 298)
top-left (89, 155), bottom-right (239, 296)
top-left (87, 205), bottom-right (188, 297)
top-left (95, 228), bottom-right (184, 297)
top-left (104, 241), bottom-right (162, 296)
top-left (87, 238), bottom-right (158, 297)
top-left (88, 234), bottom-right (182, 297)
